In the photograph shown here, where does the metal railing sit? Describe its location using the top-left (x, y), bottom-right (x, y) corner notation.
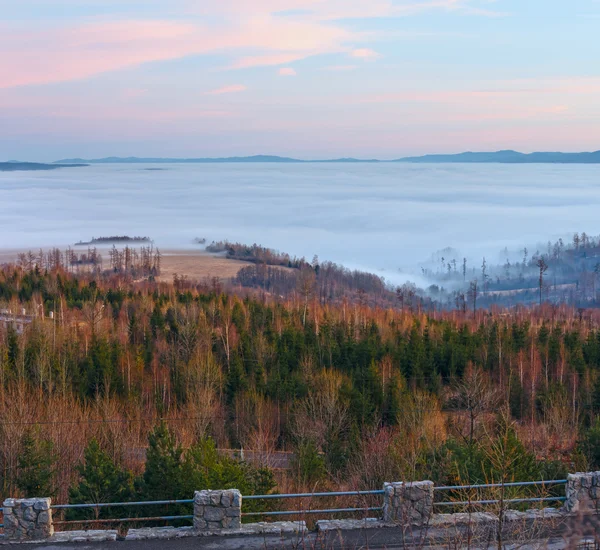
top-left (30, 479), bottom-right (568, 531)
top-left (433, 479), bottom-right (567, 508)
top-left (243, 489), bottom-right (385, 518)
top-left (50, 499), bottom-right (194, 527)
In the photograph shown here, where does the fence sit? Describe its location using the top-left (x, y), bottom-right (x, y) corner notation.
top-left (2, 472), bottom-right (596, 542)
top-left (51, 499), bottom-right (195, 528)
top-left (433, 479), bottom-right (567, 508)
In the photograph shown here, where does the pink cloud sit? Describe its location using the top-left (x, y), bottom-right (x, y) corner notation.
top-left (205, 84), bottom-right (247, 95)
top-left (0, 14), bottom-right (350, 88)
top-left (0, 21), bottom-right (201, 89)
top-left (350, 48), bottom-right (381, 60)
top-left (322, 65), bottom-right (358, 71)
top-left (0, 1), bottom-right (504, 89)
top-left (278, 67), bottom-right (297, 76)
top-left (228, 53), bottom-right (306, 70)
top-left (357, 77), bottom-right (600, 105)
top-left (190, 0), bottom-right (506, 20)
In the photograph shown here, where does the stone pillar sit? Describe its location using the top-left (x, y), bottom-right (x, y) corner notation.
top-left (3, 498), bottom-right (53, 541)
top-left (383, 481), bottom-right (434, 526)
top-left (194, 489), bottom-right (241, 531)
top-left (563, 472), bottom-right (600, 513)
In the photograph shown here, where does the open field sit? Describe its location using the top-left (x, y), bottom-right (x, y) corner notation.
top-left (157, 250), bottom-right (251, 282)
top-left (0, 248), bottom-right (251, 282)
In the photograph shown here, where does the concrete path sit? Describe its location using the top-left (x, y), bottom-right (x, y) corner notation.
top-left (10, 530), bottom-right (590, 550)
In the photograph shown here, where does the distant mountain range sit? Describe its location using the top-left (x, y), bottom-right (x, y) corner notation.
top-left (395, 150), bottom-right (600, 163)
top-left (54, 151), bottom-right (600, 164)
top-left (0, 161), bottom-right (88, 172)
top-left (53, 155), bottom-right (380, 164)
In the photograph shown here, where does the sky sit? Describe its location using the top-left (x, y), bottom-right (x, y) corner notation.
top-left (1, 0), bottom-right (599, 160)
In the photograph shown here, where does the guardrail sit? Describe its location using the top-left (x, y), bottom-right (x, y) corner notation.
top-left (50, 499), bottom-right (194, 528)
top-left (2, 475), bottom-right (579, 542)
top-left (243, 489), bottom-right (385, 518)
top-left (45, 480), bottom-right (566, 526)
top-left (433, 479), bottom-right (568, 508)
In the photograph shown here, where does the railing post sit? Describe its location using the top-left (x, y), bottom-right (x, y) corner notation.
top-left (383, 481), bottom-right (434, 526)
top-left (564, 472), bottom-right (600, 513)
top-left (3, 498), bottom-right (53, 541)
top-left (194, 489), bottom-right (241, 531)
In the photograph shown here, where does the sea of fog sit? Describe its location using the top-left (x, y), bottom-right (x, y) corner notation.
top-left (0, 163), bottom-right (598, 285)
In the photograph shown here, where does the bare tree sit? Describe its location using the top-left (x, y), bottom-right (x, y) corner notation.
top-left (396, 286), bottom-right (405, 311)
top-left (536, 257), bottom-right (548, 306)
top-left (290, 369), bottom-right (348, 457)
top-left (452, 366), bottom-right (500, 450)
top-left (481, 257), bottom-right (488, 294)
top-left (297, 267), bottom-right (316, 326)
top-left (468, 280), bottom-right (478, 315)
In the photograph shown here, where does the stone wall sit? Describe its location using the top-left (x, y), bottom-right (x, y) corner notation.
top-left (563, 472), bottom-right (600, 513)
top-left (383, 481), bottom-right (434, 526)
top-left (193, 489), bottom-right (242, 531)
top-left (3, 498), bottom-right (53, 541)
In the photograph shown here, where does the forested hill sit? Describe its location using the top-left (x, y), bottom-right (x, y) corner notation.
top-left (0, 264), bottom-right (599, 508)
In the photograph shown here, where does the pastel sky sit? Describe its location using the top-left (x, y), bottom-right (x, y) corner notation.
top-left (2, 0), bottom-right (599, 160)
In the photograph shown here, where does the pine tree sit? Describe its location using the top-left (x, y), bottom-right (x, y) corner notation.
top-left (138, 423), bottom-right (183, 500)
top-left (68, 439), bottom-right (133, 520)
top-left (16, 430), bottom-right (56, 498)
top-left (291, 440), bottom-right (326, 488)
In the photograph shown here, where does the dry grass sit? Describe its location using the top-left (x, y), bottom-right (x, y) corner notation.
top-left (0, 248), bottom-right (251, 282)
top-left (158, 250), bottom-right (251, 282)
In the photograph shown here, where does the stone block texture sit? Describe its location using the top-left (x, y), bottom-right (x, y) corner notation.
top-left (383, 481), bottom-right (434, 526)
top-left (194, 489), bottom-right (241, 531)
top-left (3, 497), bottom-right (53, 540)
top-left (563, 472), bottom-right (600, 513)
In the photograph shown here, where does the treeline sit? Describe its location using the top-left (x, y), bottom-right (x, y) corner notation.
top-left (14, 246), bottom-right (161, 279)
top-left (424, 232), bottom-right (600, 308)
top-left (235, 261), bottom-right (408, 309)
top-left (17, 249), bottom-right (102, 272)
top-left (206, 240), bottom-right (304, 268)
top-left (3, 265), bottom-right (600, 510)
top-left (208, 240), bottom-right (416, 308)
top-left (106, 245), bottom-right (161, 277)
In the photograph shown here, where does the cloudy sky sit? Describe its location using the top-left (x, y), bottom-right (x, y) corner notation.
top-left (2, 0), bottom-right (599, 160)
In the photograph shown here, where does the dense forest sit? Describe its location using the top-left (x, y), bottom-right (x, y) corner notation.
top-left (2, 261), bottom-right (600, 521)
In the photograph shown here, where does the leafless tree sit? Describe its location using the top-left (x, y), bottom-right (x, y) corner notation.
top-left (537, 257), bottom-right (548, 306)
top-left (452, 366), bottom-right (501, 449)
top-left (468, 280), bottom-right (479, 315)
top-left (297, 267), bottom-right (316, 326)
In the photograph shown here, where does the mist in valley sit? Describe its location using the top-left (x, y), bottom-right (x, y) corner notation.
top-left (1, 162), bottom-right (598, 292)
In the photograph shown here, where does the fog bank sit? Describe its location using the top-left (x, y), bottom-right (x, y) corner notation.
top-left (1, 163), bottom-right (598, 285)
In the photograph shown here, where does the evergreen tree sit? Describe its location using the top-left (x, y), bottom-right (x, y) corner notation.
top-left (68, 439), bottom-right (133, 520)
top-left (138, 422), bottom-right (183, 500)
top-left (581, 418), bottom-right (600, 469)
top-left (180, 437), bottom-right (275, 514)
top-left (292, 440), bottom-right (326, 488)
top-left (590, 375), bottom-right (600, 417)
top-left (16, 430), bottom-right (56, 498)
